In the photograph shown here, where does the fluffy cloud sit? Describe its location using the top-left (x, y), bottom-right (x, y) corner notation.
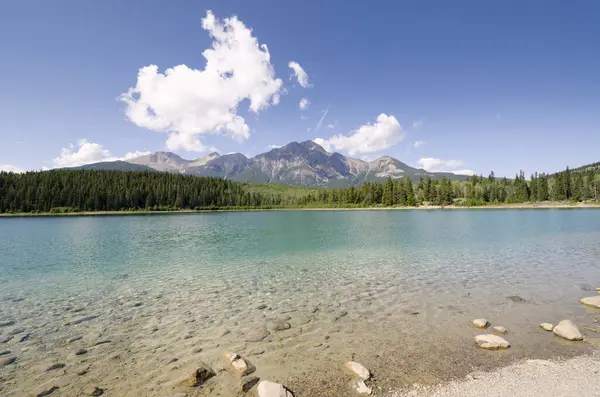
top-left (299, 98), bottom-right (310, 110)
top-left (53, 139), bottom-right (115, 168)
top-left (52, 140), bottom-right (150, 168)
top-left (288, 61), bottom-right (310, 88)
top-left (417, 157), bottom-right (474, 175)
top-left (314, 114), bottom-right (404, 155)
top-left (120, 11), bottom-right (283, 152)
top-left (414, 140), bottom-right (426, 148)
top-left (0, 164), bottom-right (24, 173)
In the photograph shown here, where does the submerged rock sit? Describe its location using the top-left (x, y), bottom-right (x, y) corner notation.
top-left (474, 334), bottom-right (510, 350)
top-left (180, 362), bottom-right (216, 387)
top-left (553, 320), bottom-right (583, 341)
top-left (241, 375), bottom-right (260, 392)
top-left (540, 323), bottom-right (554, 331)
top-left (45, 363), bottom-right (66, 372)
top-left (257, 380), bottom-right (294, 397)
top-left (507, 295), bottom-right (526, 303)
top-left (349, 379), bottom-right (372, 395)
top-left (74, 348), bottom-right (88, 356)
top-left (472, 318), bottom-right (489, 329)
top-left (35, 386), bottom-right (60, 396)
top-left (245, 327), bottom-right (270, 342)
top-left (493, 326), bottom-right (508, 334)
top-left (580, 296), bottom-right (600, 309)
top-left (0, 320), bottom-right (15, 327)
top-left (85, 387), bottom-right (104, 396)
top-left (344, 361), bottom-right (371, 380)
top-left (269, 322), bottom-right (291, 332)
top-left (65, 315), bottom-right (99, 326)
top-left (0, 356), bottom-right (17, 367)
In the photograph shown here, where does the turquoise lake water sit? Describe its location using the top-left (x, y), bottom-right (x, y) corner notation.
top-left (1, 209), bottom-right (599, 397)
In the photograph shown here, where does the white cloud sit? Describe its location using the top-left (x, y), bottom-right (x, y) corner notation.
top-left (326, 123), bottom-right (335, 129)
top-left (120, 11), bottom-right (284, 153)
top-left (314, 113), bottom-right (404, 155)
top-left (417, 157), bottom-right (474, 175)
top-left (52, 140), bottom-right (151, 168)
top-left (0, 164), bottom-right (24, 173)
top-left (267, 144), bottom-right (281, 149)
top-left (288, 61), bottom-right (310, 88)
top-left (53, 139), bottom-right (115, 168)
top-left (123, 151), bottom-right (152, 160)
top-left (414, 140), bottom-right (426, 148)
top-left (299, 98), bottom-right (310, 110)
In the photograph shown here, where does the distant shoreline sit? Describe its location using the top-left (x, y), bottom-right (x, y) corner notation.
top-left (1, 202), bottom-right (599, 217)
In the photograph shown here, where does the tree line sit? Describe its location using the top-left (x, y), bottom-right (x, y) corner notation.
top-left (0, 167), bottom-right (598, 213)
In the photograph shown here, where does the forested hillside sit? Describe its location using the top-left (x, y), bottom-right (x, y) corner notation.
top-left (0, 167), bottom-right (598, 214)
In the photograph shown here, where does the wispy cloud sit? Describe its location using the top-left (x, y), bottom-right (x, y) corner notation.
top-left (288, 61), bottom-right (310, 88)
top-left (412, 119), bottom-right (424, 129)
top-left (314, 105), bottom-right (330, 133)
top-left (413, 140), bottom-right (426, 148)
top-left (267, 144), bottom-right (282, 149)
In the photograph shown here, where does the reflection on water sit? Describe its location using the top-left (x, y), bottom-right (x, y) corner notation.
top-left (0, 210), bottom-right (599, 396)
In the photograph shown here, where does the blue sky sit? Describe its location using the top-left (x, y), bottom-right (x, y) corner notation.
top-left (1, 0), bottom-right (599, 177)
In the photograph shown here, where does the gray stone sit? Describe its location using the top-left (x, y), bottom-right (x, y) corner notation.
top-left (0, 350), bottom-right (11, 356)
top-left (256, 304), bottom-right (268, 310)
top-left (0, 335), bottom-right (13, 343)
top-left (0, 320), bottom-right (15, 327)
top-left (241, 375), bottom-right (260, 392)
top-left (245, 327), bottom-right (270, 342)
top-left (74, 348), bottom-right (88, 356)
top-left (474, 334), bottom-right (510, 350)
top-left (493, 326), bottom-right (508, 334)
top-left (553, 320), bottom-right (583, 341)
top-left (68, 336), bottom-right (83, 343)
top-left (507, 295), bottom-right (526, 303)
top-left (0, 356), bottom-right (17, 367)
top-left (580, 296), bottom-right (600, 309)
top-left (257, 380), bottom-right (294, 397)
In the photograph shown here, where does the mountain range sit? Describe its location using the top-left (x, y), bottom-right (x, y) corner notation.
top-left (74, 140), bottom-right (469, 187)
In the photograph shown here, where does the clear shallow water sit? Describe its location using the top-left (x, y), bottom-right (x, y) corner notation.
top-left (1, 210), bottom-right (599, 396)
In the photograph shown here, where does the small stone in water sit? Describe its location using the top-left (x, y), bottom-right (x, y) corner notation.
top-left (256, 304), bottom-right (268, 310)
top-left (74, 348), bottom-right (88, 356)
top-left (540, 323), bottom-right (554, 331)
top-left (68, 336), bottom-right (83, 343)
top-left (344, 361), bottom-right (371, 380)
top-left (241, 375), bottom-right (260, 392)
top-left (0, 336), bottom-right (13, 343)
top-left (580, 296), bottom-right (600, 309)
top-left (245, 327), bottom-right (270, 342)
top-left (76, 368), bottom-right (89, 376)
top-left (45, 363), bottom-right (66, 372)
top-left (0, 320), bottom-right (15, 327)
top-left (349, 379), bottom-right (372, 395)
top-left (35, 386), bottom-right (60, 396)
top-left (553, 320), bottom-right (583, 341)
top-left (180, 362), bottom-right (216, 387)
top-left (0, 356), bottom-right (17, 367)
top-left (474, 334), bottom-right (510, 350)
top-left (0, 350), bottom-right (10, 356)
top-left (472, 318), bottom-right (489, 329)
top-left (493, 326), bottom-right (508, 334)
top-left (507, 295), bottom-right (526, 303)
top-left (85, 387), bottom-right (104, 396)
top-left (257, 380), bottom-right (294, 397)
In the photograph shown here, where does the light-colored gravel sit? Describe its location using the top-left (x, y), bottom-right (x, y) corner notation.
top-left (387, 353), bottom-right (600, 397)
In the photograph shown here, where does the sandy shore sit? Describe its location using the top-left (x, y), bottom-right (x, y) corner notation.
top-left (388, 353), bottom-right (600, 397)
top-left (1, 202), bottom-right (599, 217)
